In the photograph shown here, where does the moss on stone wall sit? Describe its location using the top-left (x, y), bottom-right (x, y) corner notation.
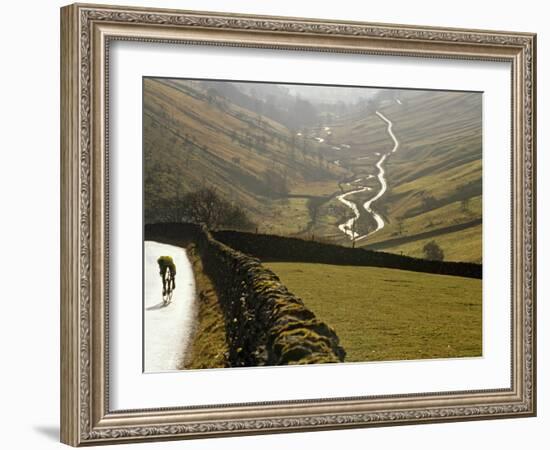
top-left (145, 223), bottom-right (346, 367)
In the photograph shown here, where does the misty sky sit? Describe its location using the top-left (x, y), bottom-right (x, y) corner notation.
top-left (228, 80), bottom-right (381, 106)
top-left (285, 84), bottom-right (379, 104)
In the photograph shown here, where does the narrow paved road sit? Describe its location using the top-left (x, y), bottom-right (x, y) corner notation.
top-left (355, 111), bottom-right (400, 240)
top-left (334, 107), bottom-right (401, 241)
top-left (144, 241), bottom-right (197, 372)
top-left (337, 186), bottom-right (370, 239)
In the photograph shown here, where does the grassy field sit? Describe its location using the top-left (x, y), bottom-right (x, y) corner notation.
top-left (378, 224), bottom-right (483, 264)
top-left (183, 245), bottom-right (228, 369)
top-left (362, 196), bottom-right (482, 263)
top-left (265, 262), bottom-right (482, 363)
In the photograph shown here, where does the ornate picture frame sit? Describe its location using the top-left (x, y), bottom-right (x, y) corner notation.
top-left (60, 3), bottom-right (536, 446)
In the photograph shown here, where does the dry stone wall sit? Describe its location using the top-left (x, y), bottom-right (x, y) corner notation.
top-left (145, 223), bottom-right (346, 367)
top-left (213, 230), bottom-right (482, 279)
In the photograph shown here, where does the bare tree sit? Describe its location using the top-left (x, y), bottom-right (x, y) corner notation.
top-left (179, 188), bottom-right (255, 230)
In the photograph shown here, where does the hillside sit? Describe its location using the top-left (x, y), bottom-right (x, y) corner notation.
top-left (324, 90), bottom-right (482, 262)
top-left (144, 79), bottom-right (482, 263)
top-left (144, 78), bottom-right (348, 235)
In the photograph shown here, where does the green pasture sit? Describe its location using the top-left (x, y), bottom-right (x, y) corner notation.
top-left (265, 262), bottom-right (482, 363)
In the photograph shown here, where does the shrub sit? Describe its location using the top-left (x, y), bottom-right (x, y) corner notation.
top-left (423, 241), bottom-right (445, 261)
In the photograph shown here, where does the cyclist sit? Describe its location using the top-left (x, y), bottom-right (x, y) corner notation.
top-left (157, 256), bottom-right (176, 305)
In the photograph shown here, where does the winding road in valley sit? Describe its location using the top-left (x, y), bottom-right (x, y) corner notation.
top-left (337, 186), bottom-right (370, 239)
top-left (335, 109), bottom-right (400, 241)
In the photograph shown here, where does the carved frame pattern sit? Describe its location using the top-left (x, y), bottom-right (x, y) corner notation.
top-left (60, 3), bottom-right (536, 446)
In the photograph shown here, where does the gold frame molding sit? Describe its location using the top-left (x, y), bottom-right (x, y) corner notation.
top-left (60, 3), bottom-right (536, 446)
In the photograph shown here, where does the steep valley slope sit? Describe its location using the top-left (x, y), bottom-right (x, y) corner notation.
top-left (144, 79), bottom-right (482, 262)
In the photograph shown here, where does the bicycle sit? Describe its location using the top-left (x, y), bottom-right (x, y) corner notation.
top-left (157, 256), bottom-right (176, 305)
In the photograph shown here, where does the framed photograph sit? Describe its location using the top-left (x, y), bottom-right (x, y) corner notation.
top-left (60, 3), bottom-right (536, 446)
